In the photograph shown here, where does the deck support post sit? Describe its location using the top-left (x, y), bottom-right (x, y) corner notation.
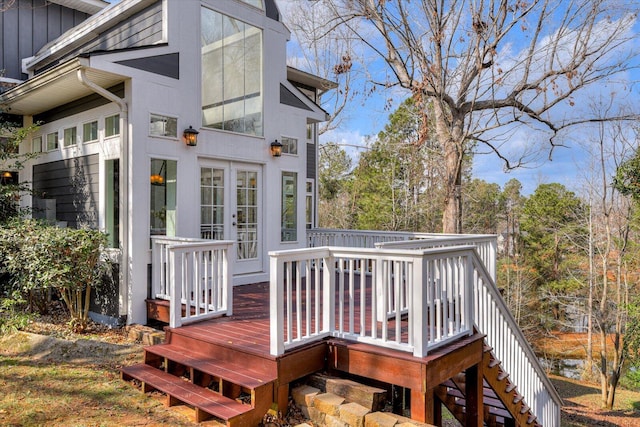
top-left (410, 387), bottom-right (437, 424)
top-left (465, 362), bottom-right (483, 427)
top-left (276, 382), bottom-right (289, 415)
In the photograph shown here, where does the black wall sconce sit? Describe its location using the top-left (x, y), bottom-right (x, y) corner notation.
top-left (183, 126), bottom-right (199, 146)
top-left (270, 140), bottom-right (283, 157)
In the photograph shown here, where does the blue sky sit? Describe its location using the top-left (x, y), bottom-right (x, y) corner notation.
top-left (278, 0), bottom-right (640, 196)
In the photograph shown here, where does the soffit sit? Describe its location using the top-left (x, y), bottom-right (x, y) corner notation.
top-left (0, 58), bottom-right (127, 116)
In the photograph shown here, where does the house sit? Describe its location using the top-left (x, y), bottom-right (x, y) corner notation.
top-left (1, 1), bottom-right (561, 426)
top-left (1, 0), bottom-right (333, 326)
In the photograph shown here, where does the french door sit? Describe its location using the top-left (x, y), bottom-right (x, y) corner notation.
top-left (200, 161), bottom-right (263, 275)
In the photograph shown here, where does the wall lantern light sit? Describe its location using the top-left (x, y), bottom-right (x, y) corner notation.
top-left (2, 172), bottom-right (12, 179)
top-left (183, 126), bottom-right (199, 147)
top-left (270, 140), bottom-right (283, 157)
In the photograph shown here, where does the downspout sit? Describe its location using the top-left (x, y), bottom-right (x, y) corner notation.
top-left (77, 68), bottom-right (130, 323)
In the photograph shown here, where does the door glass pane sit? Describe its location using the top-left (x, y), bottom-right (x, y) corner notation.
top-left (201, 167), bottom-right (224, 239)
top-left (236, 170), bottom-right (258, 260)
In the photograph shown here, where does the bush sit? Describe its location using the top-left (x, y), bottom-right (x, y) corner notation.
top-left (0, 220), bottom-right (108, 332)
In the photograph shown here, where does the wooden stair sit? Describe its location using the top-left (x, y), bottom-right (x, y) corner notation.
top-left (121, 335), bottom-right (277, 426)
top-left (436, 344), bottom-right (541, 427)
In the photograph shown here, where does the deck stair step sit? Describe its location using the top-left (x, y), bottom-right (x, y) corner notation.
top-left (144, 343), bottom-right (276, 392)
top-left (121, 363), bottom-right (253, 424)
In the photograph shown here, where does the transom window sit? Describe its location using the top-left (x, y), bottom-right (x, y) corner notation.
top-left (105, 114), bottom-right (120, 138)
top-left (46, 132), bottom-right (58, 151)
top-left (149, 113), bottom-right (178, 138)
top-left (83, 121), bottom-right (98, 142)
top-left (63, 127), bottom-right (77, 147)
top-left (281, 136), bottom-right (298, 155)
top-left (201, 7), bottom-right (263, 136)
top-left (32, 136), bottom-right (42, 153)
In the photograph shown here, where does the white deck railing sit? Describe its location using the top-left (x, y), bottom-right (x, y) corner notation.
top-left (151, 237), bottom-right (234, 328)
top-left (470, 251), bottom-right (562, 427)
top-left (269, 246), bottom-right (475, 358)
top-left (308, 228), bottom-right (497, 281)
top-left (270, 240), bottom-right (561, 427)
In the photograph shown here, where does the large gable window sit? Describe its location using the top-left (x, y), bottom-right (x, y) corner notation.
top-left (201, 7), bottom-right (263, 136)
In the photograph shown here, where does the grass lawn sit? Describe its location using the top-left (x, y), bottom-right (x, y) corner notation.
top-left (1, 322), bottom-right (640, 426)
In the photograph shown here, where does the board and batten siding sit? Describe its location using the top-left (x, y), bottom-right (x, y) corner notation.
top-left (0, 0), bottom-right (92, 80)
top-left (34, 2), bottom-right (164, 74)
top-left (32, 154), bottom-right (100, 229)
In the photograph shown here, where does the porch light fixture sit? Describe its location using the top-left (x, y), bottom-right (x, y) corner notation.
top-left (183, 126), bottom-right (199, 146)
top-left (270, 140), bottom-right (283, 157)
top-left (2, 172), bottom-right (12, 179)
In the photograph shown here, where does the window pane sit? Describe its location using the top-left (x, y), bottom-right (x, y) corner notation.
top-left (150, 114), bottom-right (178, 138)
top-left (281, 136), bottom-right (298, 155)
top-left (83, 121), bottom-right (98, 142)
top-left (200, 167), bottom-right (224, 239)
top-left (105, 114), bottom-right (120, 137)
top-left (63, 127), bottom-right (76, 147)
top-left (201, 7), bottom-right (263, 136)
top-left (32, 136), bottom-right (42, 153)
top-left (105, 159), bottom-right (119, 248)
top-left (281, 172), bottom-right (297, 242)
top-left (46, 132), bottom-right (58, 151)
top-left (150, 159), bottom-right (177, 236)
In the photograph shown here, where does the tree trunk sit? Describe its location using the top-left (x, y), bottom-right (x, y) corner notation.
top-left (434, 105), bottom-right (464, 234)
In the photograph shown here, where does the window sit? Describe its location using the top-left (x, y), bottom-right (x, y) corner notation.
top-left (281, 172), bottom-right (297, 242)
top-left (83, 121), bottom-right (98, 142)
top-left (201, 7), bottom-right (263, 136)
top-left (105, 114), bottom-right (120, 137)
top-left (306, 180), bottom-right (314, 229)
top-left (149, 113), bottom-right (178, 138)
top-left (281, 136), bottom-right (298, 155)
top-left (32, 136), bottom-right (42, 153)
top-left (306, 124), bottom-right (313, 141)
top-left (150, 158), bottom-right (177, 236)
top-left (105, 159), bottom-right (119, 248)
top-left (46, 132), bottom-right (58, 151)
top-left (63, 127), bottom-right (77, 147)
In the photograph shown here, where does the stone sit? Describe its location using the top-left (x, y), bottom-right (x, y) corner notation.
top-left (313, 393), bottom-right (346, 417)
top-left (292, 384), bottom-right (320, 408)
top-left (326, 377), bottom-right (387, 412)
top-left (364, 412), bottom-right (398, 427)
top-left (339, 402), bottom-right (370, 427)
top-left (325, 414), bottom-right (350, 427)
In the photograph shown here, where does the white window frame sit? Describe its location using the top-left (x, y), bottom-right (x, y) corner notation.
top-left (46, 132), bottom-right (58, 151)
top-left (82, 120), bottom-right (99, 143)
top-left (280, 136), bottom-right (298, 156)
top-left (63, 126), bottom-right (77, 147)
top-left (105, 114), bottom-right (120, 138)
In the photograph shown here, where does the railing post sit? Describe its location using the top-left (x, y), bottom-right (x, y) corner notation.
top-left (464, 254), bottom-right (474, 332)
top-left (411, 254), bottom-right (428, 357)
top-left (323, 252), bottom-right (335, 334)
top-left (169, 247), bottom-right (182, 328)
top-left (224, 243), bottom-right (233, 316)
top-left (270, 254), bottom-right (285, 356)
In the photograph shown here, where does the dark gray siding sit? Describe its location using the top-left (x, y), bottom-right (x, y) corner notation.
top-left (35, 2), bottom-right (163, 74)
top-left (32, 154), bottom-right (100, 229)
top-left (280, 84), bottom-right (313, 111)
top-left (307, 143), bottom-right (316, 180)
top-left (1, 0), bottom-right (91, 80)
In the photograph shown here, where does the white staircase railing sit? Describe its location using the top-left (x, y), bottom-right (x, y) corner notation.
top-left (470, 251), bottom-right (562, 427)
top-left (269, 246), bottom-right (475, 358)
top-left (151, 237), bottom-right (234, 328)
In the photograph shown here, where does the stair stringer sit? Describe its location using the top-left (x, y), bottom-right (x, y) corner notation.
top-left (483, 344), bottom-right (542, 427)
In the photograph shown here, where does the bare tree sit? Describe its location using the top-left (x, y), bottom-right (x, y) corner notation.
top-left (577, 100), bottom-right (638, 408)
top-left (298, 0), bottom-right (639, 232)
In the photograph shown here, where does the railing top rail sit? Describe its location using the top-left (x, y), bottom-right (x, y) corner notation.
top-left (270, 244), bottom-right (480, 260)
top-left (470, 251), bottom-right (563, 406)
top-left (165, 240), bottom-right (235, 251)
top-left (309, 228), bottom-right (496, 240)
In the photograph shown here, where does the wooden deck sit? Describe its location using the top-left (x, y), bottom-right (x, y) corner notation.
top-left (127, 282), bottom-right (537, 426)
